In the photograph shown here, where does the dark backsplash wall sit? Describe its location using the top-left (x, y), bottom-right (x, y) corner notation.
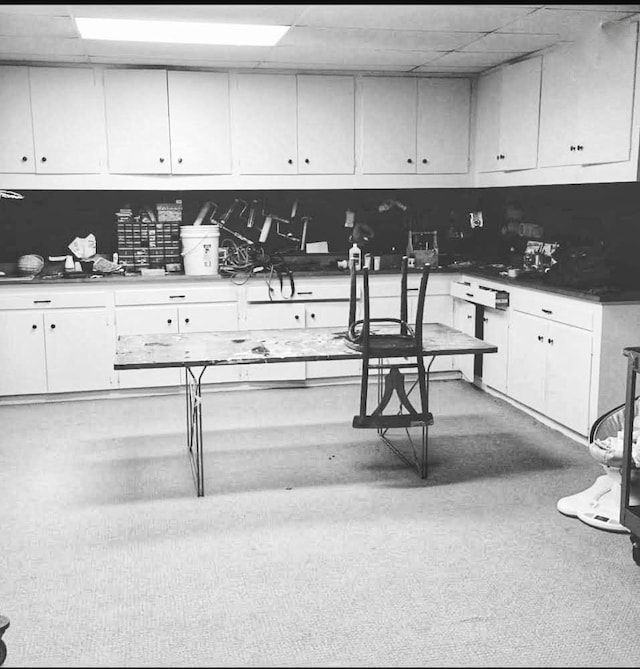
top-left (2, 183), bottom-right (640, 264)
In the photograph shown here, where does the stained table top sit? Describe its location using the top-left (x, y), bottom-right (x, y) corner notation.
top-left (114, 323), bottom-right (497, 370)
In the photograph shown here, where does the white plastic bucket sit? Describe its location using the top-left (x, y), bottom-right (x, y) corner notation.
top-left (180, 225), bottom-right (219, 276)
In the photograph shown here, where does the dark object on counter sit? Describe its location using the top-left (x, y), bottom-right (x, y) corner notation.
top-left (346, 258), bottom-right (433, 476)
top-left (544, 243), bottom-right (612, 288)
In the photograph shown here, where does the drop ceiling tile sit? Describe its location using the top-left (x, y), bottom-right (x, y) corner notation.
top-left (497, 7), bottom-right (637, 38)
top-left (279, 26), bottom-right (484, 51)
top-left (413, 63), bottom-right (487, 73)
top-left (298, 4), bottom-right (538, 32)
top-left (0, 35), bottom-right (85, 56)
top-left (460, 32), bottom-right (559, 52)
top-left (431, 51), bottom-right (522, 68)
top-left (0, 5), bottom-right (70, 16)
top-left (0, 14), bottom-right (78, 38)
top-left (266, 45), bottom-right (438, 66)
top-left (93, 56), bottom-right (262, 69)
top-left (67, 4), bottom-right (308, 25)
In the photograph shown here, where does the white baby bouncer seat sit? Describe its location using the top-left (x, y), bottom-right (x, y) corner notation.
top-left (557, 397), bottom-right (640, 533)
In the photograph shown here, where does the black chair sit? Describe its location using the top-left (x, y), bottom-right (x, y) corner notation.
top-left (345, 257), bottom-right (433, 438)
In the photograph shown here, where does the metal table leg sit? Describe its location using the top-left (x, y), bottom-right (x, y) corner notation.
top-left (185, 366), bottom-right (208, 497)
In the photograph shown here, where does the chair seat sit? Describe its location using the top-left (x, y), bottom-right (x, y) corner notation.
top-left (352, 412), bottom-right (434, 429)
top-left (345, 333), bottom-right (418, 355)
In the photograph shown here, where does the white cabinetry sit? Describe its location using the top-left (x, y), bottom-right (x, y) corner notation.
top-left (114, 285), bottom-right (240, 388)
top-left (167, 70), bottom-right (232, 174)
top-left (0, 66), bottom-right (35, 173)
top-left (104, 69), bottom-right (232, 175)
top-left (362, 77), bottom-right (470, 174)
top-left (0, 66), bottom-right (103, 174)
top-left (0, 290), bottom-right (114, 396)
top-left (475, 57), bottom-right (542, 173)
top-left (539, 22), bottom-right (637, 168)
top-left (506, 291), bottom-right (594, 436)
top-left (234, 74), bottom-right (354, 175)
top-left (481, 307), bottom-right (509, 394)
top-left (452, 298), bottom-right (476, 381)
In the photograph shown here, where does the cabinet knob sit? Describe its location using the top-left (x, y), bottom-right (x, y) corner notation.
top-left (570, 145), bottom-right (576, 151)
top-left (184, 318), bottom-right (189, 324)
top-left (496, 154), bottom-right (500, 160)
top-left (577, 145), bottom-right (584, 151)
top-left (21, 156), bottom-right (28, 162)
top-left (178, 157), bottom-right (183, 164)
top-left (466, 314), bottom-right (473, 319)
top-left (537, 335), bottom-right (544, 342)
top-left (167, 318), bottom-right (172, 324)
top-left (288, 159), bottom-right (293, 165)
top-left (41, 156), bottom-right (47, 162)
top-left (310, 313), bottom-right (315, 319)
top-left (483, 317), bottom-right (488, 323)
top-left (294, 314), bottom-right (300, 320)
top-left (159, 157), bottom-right (165, 163)
top-left (499, 154), bottom-right (505, 160)
top-left (407, 158), bottom-right (413, 164)
top-left (32, 324), bottom-right (37, 330)
top-left (422, 158), bottom-right (428, 164)
top-left (547, 338), bottom-right (554, 345)
top-left (50, 323), bottom-right (56, 329)
top-left (304, 158), bottom-right (310, 164)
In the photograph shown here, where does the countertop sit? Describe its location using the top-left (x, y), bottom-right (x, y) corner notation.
top-left (2, 264), bottom-right (640, 304)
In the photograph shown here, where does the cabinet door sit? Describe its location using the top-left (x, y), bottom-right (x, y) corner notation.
top-left (305, 301), bottom-right (360, 378)
top-left (104, 69), bottom-right (171, 174)
top-left (167, 70), bottom-right (231, 174)
top-left (452, 298), bottom-right (476, 381)
top-left (474, 68), bottom-right (502, 173)
top-left (44, 309), bottom-right (114, 393)
top-left (577, 21), bottom-right (637, 166)
top-left (481, 307), bottom-right (509, 394)
top-left (0, 66), bottom-right (35, 173)
top-left (506, 311), bottom-right (546, 413)
top-left (179, 303), bottom-right (240, 384)
top-left (544, 321), bottom-right (592, 435)
top-left (29, 67), bottom-right (103, 174)
top-left (116, 305), bottom-right (181, 388)
top-left (538, 44), bottom-right (582, 168)
top-left (417, 78), bottom-right (470, 174)
top-left (235, 74), bottom-right (298, 174)
top-left (0, 311), bottom-right (47, 395)
top-left (243, 302), bottom-right (306, 381)
top-left (297, 75), bottom-right (355, 174)
top-left (361, 77), bottom-right (417, 174)
top-left (499, 57), bottom-right (541, 171)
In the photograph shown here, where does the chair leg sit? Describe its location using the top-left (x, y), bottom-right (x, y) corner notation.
top-left (358, 355), bottom-right (370, 420)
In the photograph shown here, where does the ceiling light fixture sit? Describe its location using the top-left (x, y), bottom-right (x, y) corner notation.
top-left (75, 17), bottom-right (290, 47)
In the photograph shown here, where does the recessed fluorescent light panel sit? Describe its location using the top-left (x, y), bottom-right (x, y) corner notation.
top-left (75, 17), bottom-right (290, 46)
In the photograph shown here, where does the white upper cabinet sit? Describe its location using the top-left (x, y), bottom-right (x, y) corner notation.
top-left (0, 66), bottom-right (35, 173)
top-left (167, 70), bottom-right (231, 175)
top-left (104, 69), bottom-right (172, 174)
top-left (361, 77), bottom-right (417, 174)
top-left (475, 57), bottom-right (542, 173)
top-left (539, 21), bottom-right (637, 168)
top-left (234, 74), bottom-right (298, 174)
top-left (296, 75), bottom-right (355, 174)
top-left (417, 78), bottom-right (470, 174)
top-left (29, 67), bottom-right (103, 174)
top-left (362, 76), bottom-right (470, 174)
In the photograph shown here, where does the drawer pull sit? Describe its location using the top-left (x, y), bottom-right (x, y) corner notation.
top-left (548, 338), bottom-right (554, 345)
top-left (297, 291), bottom-right (313, 295)
top-left (169, 295), bottom-right (186, 299)
top-left (466, 292), bottom-right (474, 298)
top-left (537, 335), bottom-right (544, 342)
top-left (33, 299), bottom-right (51, 304)
top-left (541, 309), bottom-right (553, 315)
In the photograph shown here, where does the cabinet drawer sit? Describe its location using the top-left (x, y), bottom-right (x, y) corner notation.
top-left (450, 281), bottom-right (509, 309)
top-left (510, 290), bottom-right (594, 331)
top-left (246, 279), bottom-right (350, 303)
top-left (0, 290), bottom-right (108, 309)
top-left (114, 284), bottom-right (237, 306)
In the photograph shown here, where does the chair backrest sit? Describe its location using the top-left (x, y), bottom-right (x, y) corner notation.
top-left (347, 257), bottom-right (430, 344)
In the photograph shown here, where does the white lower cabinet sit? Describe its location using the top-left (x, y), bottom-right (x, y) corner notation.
top-left (452, 298), bottom-right (476, 381)
top-left (481, 307), bottom-right (509, 394)
top-left (0, 303), bottom-right (114, 396)
top-left (506, 310), bottom-right (593, 435)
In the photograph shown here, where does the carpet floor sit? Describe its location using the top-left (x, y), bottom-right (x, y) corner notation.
top-left (2, 379), bottom-right (640, 667)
